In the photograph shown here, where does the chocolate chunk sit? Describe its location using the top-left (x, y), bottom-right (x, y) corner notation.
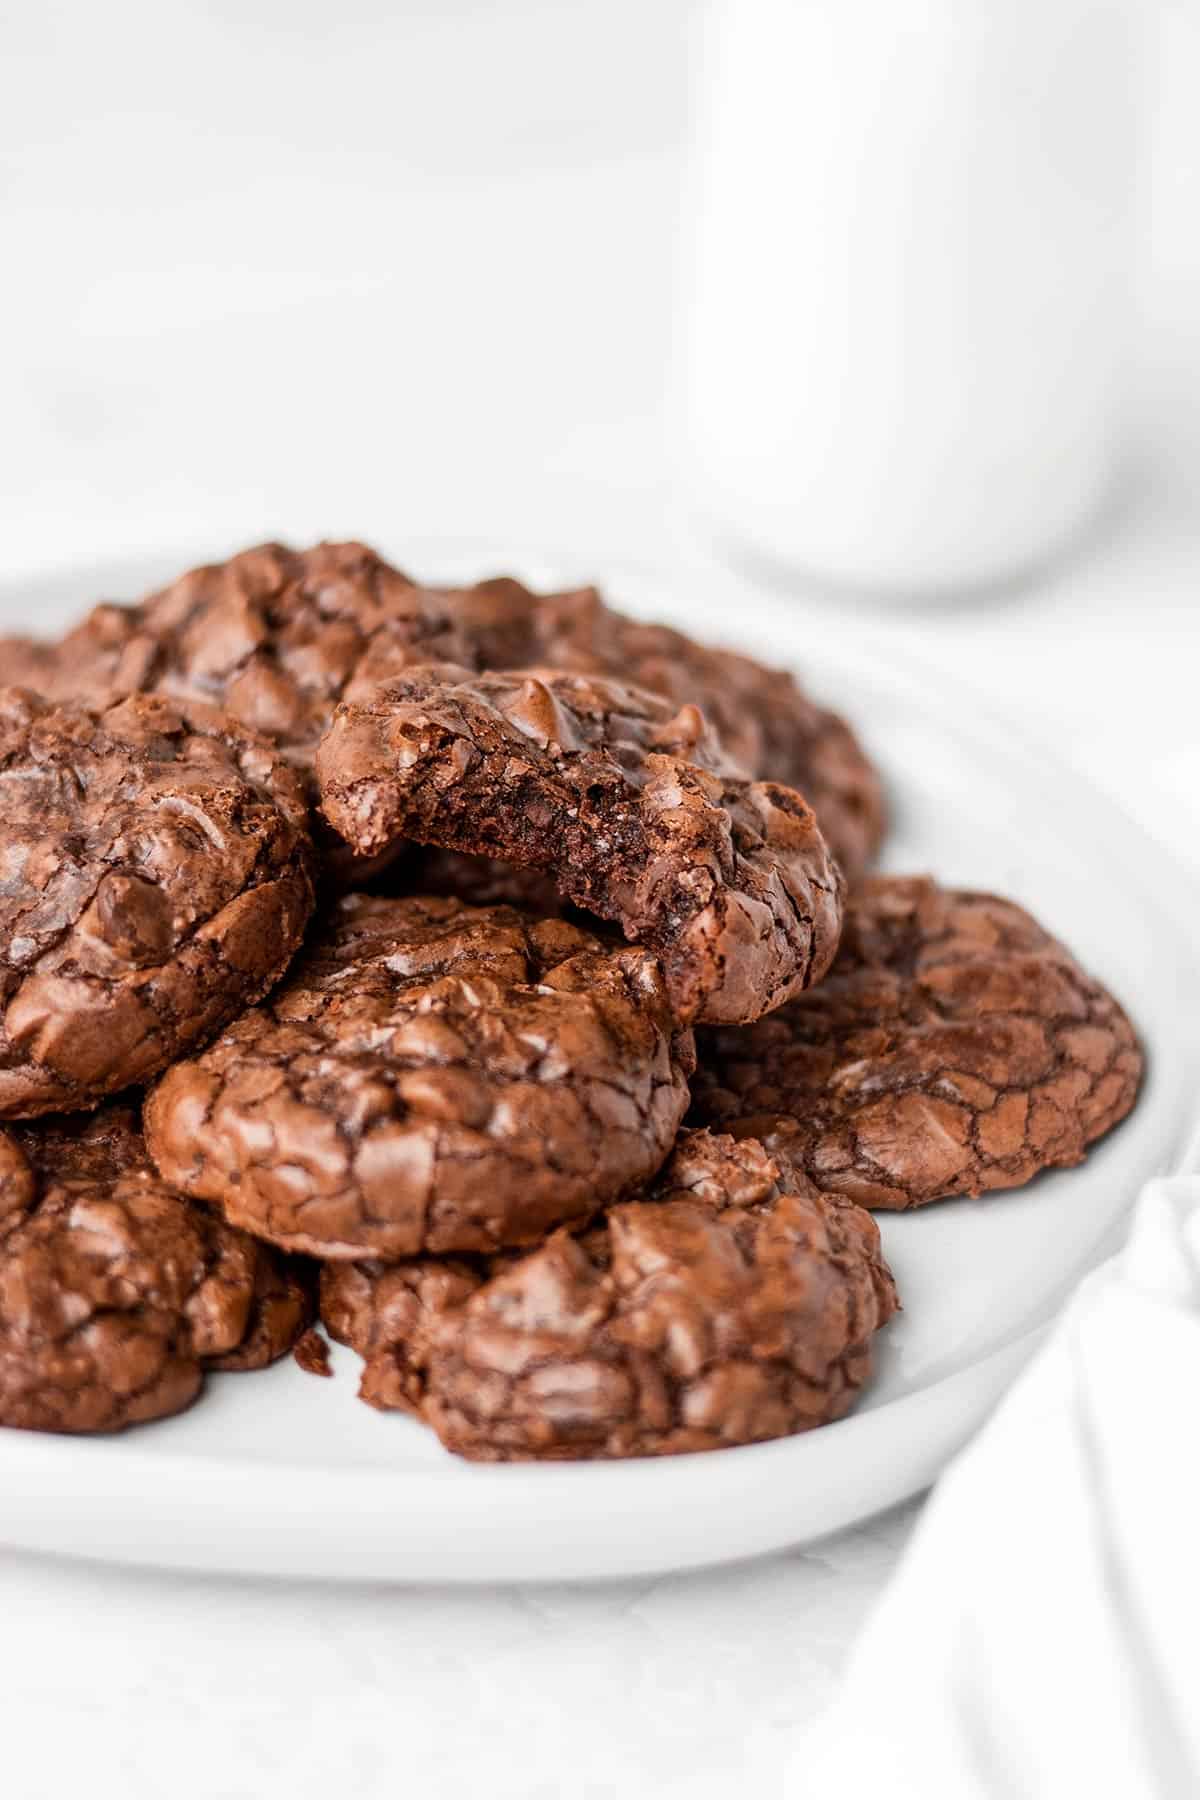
top-left (144, 894), bottom-right (695, 1259)
top-left (0, 1104), bottom-right (312, 1433)
top-left (321, 1129), bottom-right (899, 1460)
top-left (0, 688), bottom-right (315, 1118)
top-left (691, 875), bottom-right (1144, 1209)
top-left (11, 543), bottom-right (883, 877)
top-left (316, 666), bottom-right (844, 1025)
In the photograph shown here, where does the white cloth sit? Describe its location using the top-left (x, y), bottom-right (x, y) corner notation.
top-left (801, 1174), bottom-right (1200, 1800)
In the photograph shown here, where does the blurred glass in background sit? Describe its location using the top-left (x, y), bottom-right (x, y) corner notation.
top-left (678, 0), bottom-right (1145, 597)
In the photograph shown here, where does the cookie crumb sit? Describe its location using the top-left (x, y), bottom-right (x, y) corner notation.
top-left (293, 1329), bottom-right (333, 1378)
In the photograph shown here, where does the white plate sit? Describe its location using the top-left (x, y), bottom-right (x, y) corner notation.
top-left (1, 546), bottom-right (1197, 1585)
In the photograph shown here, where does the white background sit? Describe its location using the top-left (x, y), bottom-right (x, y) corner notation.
top-left (2, 4), bottom-right (1199, 1796)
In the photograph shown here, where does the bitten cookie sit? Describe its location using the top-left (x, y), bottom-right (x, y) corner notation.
top-left (346, 572), bottom-right (886, 879)
top-left (0, 1104), bottom-right (312, 1433)
top-left (8, 543), bottom-right (884, 878)
top-left (321, 1129), bottom-right (899, 1461)
top-left (0, 688), bottom-right (314, 1117)
top-left (144, 894), bottom-right (695, 1259)
top-left (316, 666), bottom-right (844, 1025)
top-left (691, 875), bottom-right (1143, 1209)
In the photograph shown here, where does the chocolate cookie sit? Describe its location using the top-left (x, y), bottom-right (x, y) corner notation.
top-left (316, 667), bottom-right (844, 1025)
top-left (11, 544), bottom-right (883, 877)
top-left (321, 1128), bottom-right (898, 1461)
top-left (0, 1104), bottom-right (311, 1433)
top-left (9, 544), bottom-right (432, 882)
top-left (144, 894), bottom-right (695, 1259)
top-left (13, 545), bottom-right (561, 777)
top-left (4, 543), bottom-right (416, 751)
top-left (691, 875), bottom-right (1143, 1209)
top-left (348, 574), bottom-right (886, 880)
top-left (0, 688), bottom-right (314, 1118)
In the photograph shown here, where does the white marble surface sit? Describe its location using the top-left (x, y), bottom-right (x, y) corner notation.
top-left (1, 3), bottom-right (1199, 1795)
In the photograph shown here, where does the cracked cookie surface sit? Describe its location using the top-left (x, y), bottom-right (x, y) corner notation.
top-left (690, 876), bottom-right (1143, 1209)
top-left (144, 894), bottom-right (695, 1259)
top-left (321, 1129), bottom-right (898, 1460)
top-left (3, 543), bottom-right (421, 760)
top-left (316, 666), bottom-right (844, 1026)
top-left (347, 573), bottom-right (886, 879)
top-left (0, 1103), bottom-right (312, 1433)
top-left (7, 542), bottom-right (884, 877)
top-left (0, 688), bottom-right (314, 1118)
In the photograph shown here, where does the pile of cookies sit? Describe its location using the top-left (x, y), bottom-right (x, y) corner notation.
top-left (0, 543), bottom-right (1142, 1458)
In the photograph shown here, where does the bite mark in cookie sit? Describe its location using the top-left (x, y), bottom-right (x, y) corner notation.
top-left (316, 666), bottom-right (844, 1025)
top-left (8, 543), bottom-right (885, 878)
top-left (346, 573), bottom-right (886, 878)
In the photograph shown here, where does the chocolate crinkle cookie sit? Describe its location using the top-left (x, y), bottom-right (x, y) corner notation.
top-left (346, 572), bottom-right (886, 880)
top-left (144, 894), bottom-right (695, 1260)
top-left (5, 542), bottom-right (884, 878)
top-left (6, 543), bottom-right (434, 884)
top-left (321, 1128), bottom-right (899, 1461)
top-left (2, 542), bottom-right (421, 759)
top-left (691, 875), bottom-right (1144, 1209)
top-left (0, 1104), bottom-right (312, 1433)
top-left (316, 666), bottom-right (844, 1025)
top-left (0, 688), bottom-right (314, 1118)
